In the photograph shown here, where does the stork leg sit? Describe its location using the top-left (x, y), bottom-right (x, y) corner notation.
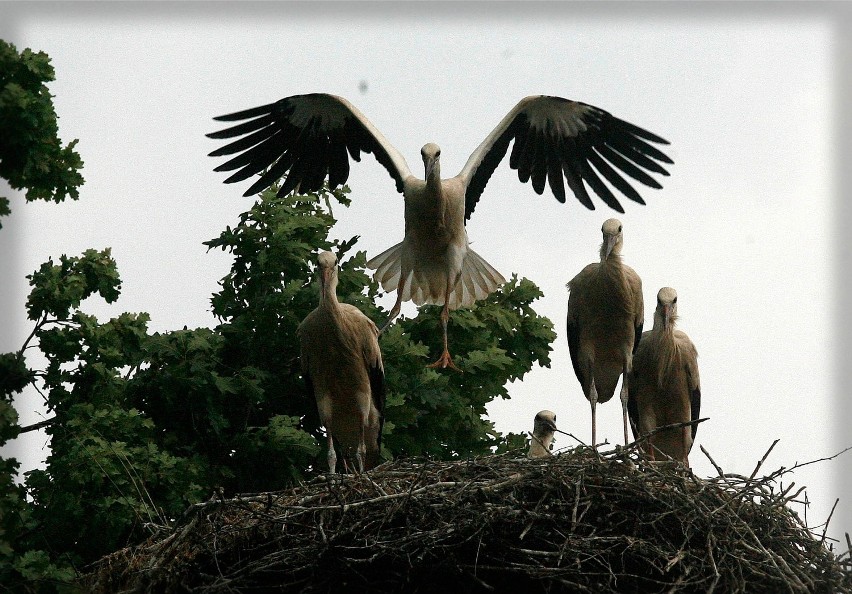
top-left (427, 278), bottom-right (461, 372)
top-left (326, 433), bottom-right (337, 475)
top-left (355, 425), bottom-right (366, 474)
top-left (380, 276), bottom-right (408, 334)
top-left (620, 360), bottom-right (631, 446)
top-left (589, 378), bottom-right (599, 449)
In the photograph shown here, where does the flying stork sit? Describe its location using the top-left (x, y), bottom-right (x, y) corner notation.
top-left (208, 93), bottom-right (672, 370)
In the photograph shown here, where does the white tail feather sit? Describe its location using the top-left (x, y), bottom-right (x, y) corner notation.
top-left (368, 243), bottom-right (403, 289)
top-left (368, 243), bottom-right (505, 310)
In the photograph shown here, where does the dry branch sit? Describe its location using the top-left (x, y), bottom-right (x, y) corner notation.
top-left (83, 446), bottom-right (852, 593)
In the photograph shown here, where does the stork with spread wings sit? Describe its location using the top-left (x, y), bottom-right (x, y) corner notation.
top-left (208, 94), bottom-right (672, 370)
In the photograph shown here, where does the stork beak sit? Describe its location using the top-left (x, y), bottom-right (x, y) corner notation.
top-left (536, 418), bottom-right (557, 433)
top-left (604, 234), bottom-right (617, 260)
top-left (425, 155), bottom-right (437, 180)
top-left (662, 304), bottom-right (671, 331)
top-left (320, 266), bottom-right (331, 293)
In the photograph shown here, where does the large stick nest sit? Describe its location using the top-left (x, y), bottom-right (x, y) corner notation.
top-left (84, 445), bottom-right (852, 593)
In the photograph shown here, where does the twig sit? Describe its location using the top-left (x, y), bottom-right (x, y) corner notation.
top-left (821, 498), bottom-right (840, 544)
top-left (749, 439), bottom-right (780, 482)
top-left (700, 445), bottom-right (725, 477)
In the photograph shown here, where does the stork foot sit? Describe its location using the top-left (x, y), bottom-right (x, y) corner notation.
top-left (427, 349), bottom-right (462, 372)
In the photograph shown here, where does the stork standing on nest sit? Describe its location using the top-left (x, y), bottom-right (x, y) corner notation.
top-left (567, 218), bottom-right (644, 448)
top-left (528, 410), bottom-right (558, 459)
top-left (628, 287), bottom-right (701, 466)
top-left (208, 93), bottom-right (672, 370)
top-left (298, 251), bottom-right (385, 473)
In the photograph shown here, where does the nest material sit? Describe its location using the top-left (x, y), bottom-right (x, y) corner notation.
top-left (84, 445), bottom-right (852, 594)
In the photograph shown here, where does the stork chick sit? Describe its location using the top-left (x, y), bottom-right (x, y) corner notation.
top-left (298, 251), bottom-right (385, 473)
top-left (567, 218), bottom-right (644, 448)
top-left (628, 287), bottom-right (701, 467)
top-left (528, 410), bottom-right (558, 458)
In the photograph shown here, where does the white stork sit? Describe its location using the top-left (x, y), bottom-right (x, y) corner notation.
top-left (567, 218), bottom-right (644, 448)
top-left (528, 409), bottom-right (558, 459)
top-left (298, 251), bottom-right (385, 473)
top-left (209, 94), bottom-right (672, 370)
top-left (628, 287), bottom-right (701, 466)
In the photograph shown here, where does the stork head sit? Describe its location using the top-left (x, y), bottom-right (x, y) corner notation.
top-left (600, 218), bottom-right (623, 261)
top-left (533, 409), bottom-right (558, 436)
top-left (421, 142), bottom-right (441, 182)
top-left (655, 286), bottom-right (678, 332)
top-left (317, 250), bottom-right (339, 300)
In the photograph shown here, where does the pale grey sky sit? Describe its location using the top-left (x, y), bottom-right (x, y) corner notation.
top-left (2, 3), bottom-right (849, 548)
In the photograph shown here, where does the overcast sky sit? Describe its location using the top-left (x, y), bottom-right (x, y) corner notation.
top-left (2, 3), bottom-right (851, 548)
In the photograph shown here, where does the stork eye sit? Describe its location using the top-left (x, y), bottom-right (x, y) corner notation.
top-left (618, 225), bottom-right (622, 232)
top-left (673, 297), bottom-right (677, 303)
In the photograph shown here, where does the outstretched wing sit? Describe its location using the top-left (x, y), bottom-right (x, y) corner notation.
top-left (207, 93), bottom-right (413, 197)
top-left (459, 95), bottom-right (672, 220)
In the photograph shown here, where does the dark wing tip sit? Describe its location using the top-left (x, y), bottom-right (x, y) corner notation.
top-left (212, 102), bottom-right (277, 122)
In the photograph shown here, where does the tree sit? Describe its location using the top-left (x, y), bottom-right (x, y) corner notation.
top-left (0, 184), bottom-right (555, 590)
top-left (0, 40), bottom-right (84, 227)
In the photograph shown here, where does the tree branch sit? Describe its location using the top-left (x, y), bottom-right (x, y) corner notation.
top-left (19, 417), bottom-right (55, 433)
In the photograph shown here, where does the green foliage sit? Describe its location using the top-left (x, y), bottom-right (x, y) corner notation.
top-left (380, 276), bottom-right (556, 459)
top-left (26, 248), bottom-right (121, 321)
top-left (0, 41), bottom-right (84, 227)
top-left (0, 184), bottom-right (556, 590)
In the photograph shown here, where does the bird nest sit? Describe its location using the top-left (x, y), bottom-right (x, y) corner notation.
top-left (84, 445), bottom-right (852, 593)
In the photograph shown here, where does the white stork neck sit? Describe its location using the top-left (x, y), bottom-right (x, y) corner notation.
top-left (600, 239), bottom-right (623, 262)
top-left (650, 321), bottom-right (682, 387)
top-left (654, 309), bottom-right (678, 336)
top-left (528, 430), bottom-right (554, 458)
top-left (536, 431), bottom-right (554, 449)
top-left (319, 268), bottom-right (342, 315)
top-left (425, 165), bottom-right (441, 192)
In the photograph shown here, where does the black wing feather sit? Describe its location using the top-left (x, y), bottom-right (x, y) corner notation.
top-left (690, 382), bottom-right (701, 441)
top-left (566, 315), bottom-right (584, 390)
top-left (633, 322), bottom-right (643, 355)
top-left (627, 382), bottom-right (640, 441)
top-left (215, 129), bottom-right (288, 174)
top-left (211, 101), bottom-right (281, 124)
top-left (587, 149), bottom-right (645, 205)
top-left (603, 134), bottom-right (670, 176)
top-left (464, 96), bottom-right (672, 220)
top-left (595, 144), bottom-right (663, 189)
top-left (465, 118), bottom-right (521, 220)
top-left (208, 122), bottom-right (277, 157)
top-left (529, 132), bottom-right (549, 195)
top-left (561, 140), bottom-right (594, 209)
top-left (546, 153), bottom-right (566, 203)
top-left (578, 154), bottom-right (624, 213)
top-left (208, 94), bottom-right (406, 197)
